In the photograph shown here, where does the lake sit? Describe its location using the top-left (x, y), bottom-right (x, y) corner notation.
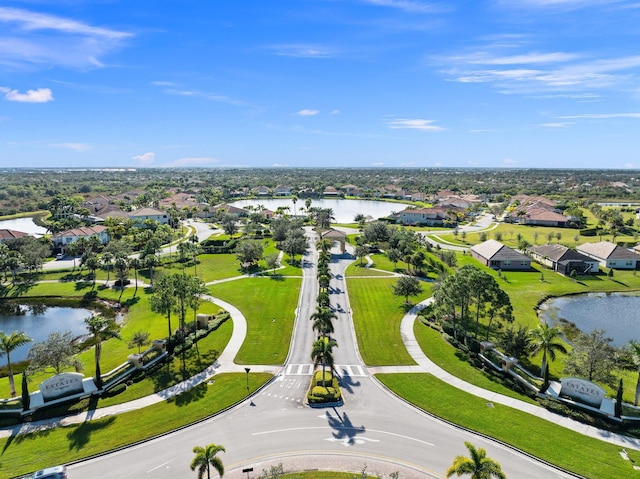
top-left (0, 304), bottom-right (93, 365)
top-left (539, 292), bottom-right (640, 347)
top-left (0, 217), bottom-right (47, 236)
top-left (231, 198), bottom-right (411, 224)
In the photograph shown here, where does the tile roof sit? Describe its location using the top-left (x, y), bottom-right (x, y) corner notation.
top-left (471, 239), bottom-right (529, 262)
top-left (578, 241), bottom-right (640, 260)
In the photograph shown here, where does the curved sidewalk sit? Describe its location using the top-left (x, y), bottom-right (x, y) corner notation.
top-left (0, 294), bottom-right (277, 439)
top-left (371, 299), bottom-right (640, 452)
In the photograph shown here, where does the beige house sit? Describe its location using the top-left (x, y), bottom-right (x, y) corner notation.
top-left (577, 241), bottom-right (640, 270)
top-left (471, 240), bottom-right (531, 270)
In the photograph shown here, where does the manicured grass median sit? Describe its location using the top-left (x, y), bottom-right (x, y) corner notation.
top-left (347, 277), bottom-right (430, 366)
top-left (0, 372), bottom-right (272, 479)
top-left (376, 373), bottom-right (630, 479)
top-left (208, 277), bottom-right (301, 364)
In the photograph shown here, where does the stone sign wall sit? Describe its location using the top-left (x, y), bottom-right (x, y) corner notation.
top-left (560, 377), bottom-right (606, 408)
top-left (40, 372), bottom-right (85, 401)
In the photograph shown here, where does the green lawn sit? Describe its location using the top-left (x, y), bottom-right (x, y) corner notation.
top-left (377, 373), bottom-right (631, 479)
top-left (0, 372), bottom-right (272, 479)
top-left (414, 321), bottom-right (537, 404)
top-left (208, 276), bottom-right (301, 364)
top-left (347, 277), bottom-right (430, 366)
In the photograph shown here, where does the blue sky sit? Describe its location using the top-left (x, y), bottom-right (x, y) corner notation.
top-left (1, 0), bottom-right (640, 169)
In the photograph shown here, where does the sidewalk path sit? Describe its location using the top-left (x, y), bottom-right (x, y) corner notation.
top-left (0, 294), bottom-right (278, 439)
top-left (371, 298), bottom-right (640, 452)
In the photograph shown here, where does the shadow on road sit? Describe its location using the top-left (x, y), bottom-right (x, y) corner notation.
top-left (336, 369), bottom-right (361, 394)
top-left (326, 408), bottom-right (365, 445)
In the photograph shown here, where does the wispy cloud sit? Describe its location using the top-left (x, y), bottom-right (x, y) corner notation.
top-left (160, 86), bottom-right (253, 108)
top-left (133, 152), bottom-right (155, 165)
top-left (296, 109), bottom-right (319, 116)
top-left (0, 7), bottom-right (132, 70)
top-left (1, 86), bottom-right (53, 102)
top-left (387, 118), bottom-right (445, 131)
top-left (363, 0), bottom-right (448, 14)
top-left (559, 112), bottom-right (640, 119)
top-left (540, 122), bottom-right (574, 127)
top-left (442, 46), bottom-right (640, 94)
top-left (496, 0), bottom-right (627, 11)
top-left (267, 44), bottom-right (337, 58)
top-left (50, 142), bottom-right (91, 152)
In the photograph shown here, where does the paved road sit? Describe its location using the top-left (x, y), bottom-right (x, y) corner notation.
top-left (68, 228), bottom-right (579, 479)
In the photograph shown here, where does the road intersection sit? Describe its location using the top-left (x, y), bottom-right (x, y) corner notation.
top-left (65, 227), bottom-right (582, 479)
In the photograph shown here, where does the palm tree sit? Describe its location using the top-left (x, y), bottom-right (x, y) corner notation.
top-left (101, 251), bottom-right (114, 285)
top-left (628, 340), bottom-right (640, 406)
top-left (311, 336), bottom-right (337, 387)
top-left (291, 195), bottom-right (298, 216)
top-left (0, 331), bottom-right (32, 397)
top-left (310, 307), bottom-right (337, 338)
top-left (190, 443), bottom-right (225, 479)
top-left (85, 315), bottom-right (121, 390)
top-left (529, 323), bottom-right (567, 378)
top-left (316, 238), bottom-right (332, 254)
top-left (130, 257), bottom-right (142, 296)
top-left (446, 442), bottom-right (506, 479)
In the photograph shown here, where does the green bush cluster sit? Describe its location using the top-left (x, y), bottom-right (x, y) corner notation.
top-left (307, 370), bottom-right (342, 404)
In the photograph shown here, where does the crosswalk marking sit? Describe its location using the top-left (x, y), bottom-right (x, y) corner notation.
top-left (283, 364), bottom-right (367, 377)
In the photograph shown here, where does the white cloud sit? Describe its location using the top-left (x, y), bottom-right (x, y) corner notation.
top-left (133, 152), bottom-right (156, 165)
top-left (2, 87), bottom-right (52, 102)
top-left (296, 109), bottom-right (319, 116)
top-left (559, 113), bottom-right (640, 119)
top-left (540, 122), bottom-right (574, 127)
top-left (51, 142), bottom-right (91, 152)
top-left (162, 88), bottom-right (251, 108)
top-left (331, 109), bottom-right (341, 115)
top-left (371, 162), bottom-right (385, 166)
top-left (363, 0), bottom-right (447, 14)
top-left (268, 44), bottom-right (336, 58)
top-left (503, 158), bottom-right (518, 165)
top-left (0, 7), bottom-right (132, 70)
top-left (387, 118), bottom-right (445, 132)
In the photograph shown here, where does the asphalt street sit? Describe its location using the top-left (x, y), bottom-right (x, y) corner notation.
top-left (67, 226), bottom-right (579, 479)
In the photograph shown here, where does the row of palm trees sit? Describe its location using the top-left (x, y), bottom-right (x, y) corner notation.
top-left (310, 237), bottom-right (338, 387)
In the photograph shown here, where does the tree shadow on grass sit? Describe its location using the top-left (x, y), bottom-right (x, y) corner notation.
top-left (67, 416), bottom-right (116, 451)
top-left (167, 382), bottom-right (208, 407)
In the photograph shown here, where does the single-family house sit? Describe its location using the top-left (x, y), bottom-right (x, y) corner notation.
top-left (471, 240), bottom-right (531, 270)
top-left (323, 186), bottom-right (340, 197)
top-left (128, 207), bottom-right (169, 225)
top-left (393, 207), bottom-right (450, 226)
top-left (0, 229), bottom-right (29, 243)
top-left (439, 195), bottom-right (474, 209)
top-left (577, 241), bottom-right (640, 270)
top-left (52, 225), bottom-right (110, 251)
top-left (252, 186), bottom-right (271, 196)
top-left (528, 244), bottom-right (599, 275)
top-left (273, 185), bottom-right (293, 196)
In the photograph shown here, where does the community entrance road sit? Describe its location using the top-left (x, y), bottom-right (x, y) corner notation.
top-left (69, 228), bottom-right (578, 479)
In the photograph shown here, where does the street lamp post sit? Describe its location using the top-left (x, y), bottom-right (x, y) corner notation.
top-left (244, 367), bottom-right (250, 394)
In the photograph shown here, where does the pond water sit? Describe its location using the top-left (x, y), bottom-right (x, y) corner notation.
top-left (0, 304), bottom-right (93, 365)
top-left (231, 198), bottom-right (411, 224)
top-left (539, 292), bottom-right (640, 347)
top-left (0, 217), bottom-right (47, 236)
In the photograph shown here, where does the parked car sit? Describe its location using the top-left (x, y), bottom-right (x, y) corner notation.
top-left (30, 465), bottom-right (67, 479)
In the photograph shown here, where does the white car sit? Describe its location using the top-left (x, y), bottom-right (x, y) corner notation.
top-left (30, 465), bottom-right (68, 479)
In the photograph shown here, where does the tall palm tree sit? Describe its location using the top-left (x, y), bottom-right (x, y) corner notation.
top-left (628, 340), bottom-right (640, 406)
top-left (190, 443), bottom-right (225, 479)
top-left (310, 307), bottom-right (337, 338)
top-left (446, 442), bottom-right (506, 479)
top-left (316, 238), bottom-right (332, 254)
top-left (0, 331), bottom-right (32, 398)
top-left (529, 323), bottom-right (567, 378)
top-left (311, 337), bottom-right (337, 387)
top-left (101, 251), bottom-right (114, 285)
top-left (85, 315), bottom-right (121, 390)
